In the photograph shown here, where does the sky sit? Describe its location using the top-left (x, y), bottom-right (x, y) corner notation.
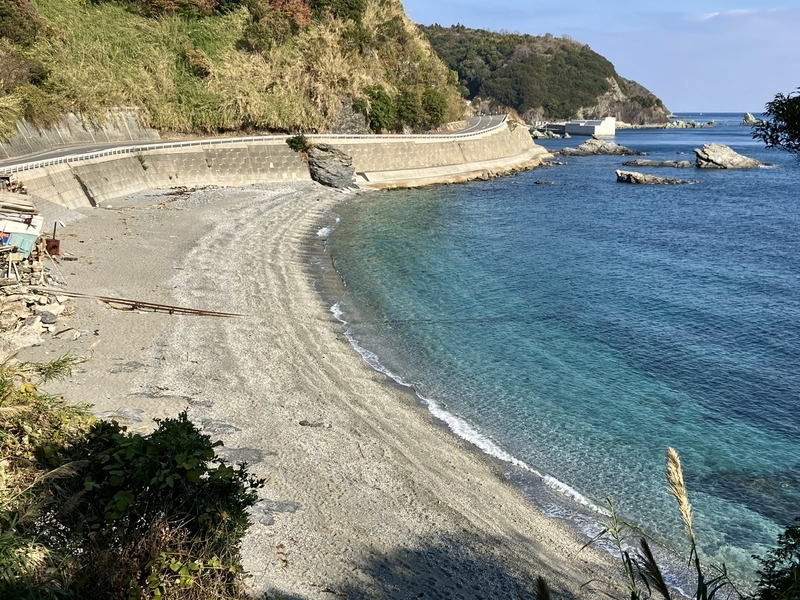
top-left (401, 1), bottom-right (800, 112)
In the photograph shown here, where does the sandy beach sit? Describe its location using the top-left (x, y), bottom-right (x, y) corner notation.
top-left (15, 182), bottom-right (624, 600)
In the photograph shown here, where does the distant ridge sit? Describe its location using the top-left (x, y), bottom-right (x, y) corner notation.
top-left (418, 24), bottom-right (671, 125)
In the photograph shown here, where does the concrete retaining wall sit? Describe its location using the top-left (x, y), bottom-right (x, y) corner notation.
top-left (7, 121), bottom-right (550, 207)
top-left (19, 164), bottom-right (90, 210)
top-left (332, 123), bottom-right (550, 188)
top-left (0, 109), bottom-right (160, 160)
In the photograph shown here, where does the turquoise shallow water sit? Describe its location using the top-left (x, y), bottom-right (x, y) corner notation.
top-left (323, 114), bottom-right (800, 585)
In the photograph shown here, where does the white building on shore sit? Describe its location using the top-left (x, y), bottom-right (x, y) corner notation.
top-left (564, 116), bottom-right (616, 137)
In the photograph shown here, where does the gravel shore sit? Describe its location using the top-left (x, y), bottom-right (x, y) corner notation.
top-left (15, 182), bottom-right (623, 600)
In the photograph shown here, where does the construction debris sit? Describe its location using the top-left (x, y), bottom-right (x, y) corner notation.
top-left (0, 175), bottom-right (27, 194)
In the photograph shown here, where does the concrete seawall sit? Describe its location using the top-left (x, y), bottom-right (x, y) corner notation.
top-left (5, 121), bottom-right (551, 208)
top-left (0, 109), bottom-right (160, 160)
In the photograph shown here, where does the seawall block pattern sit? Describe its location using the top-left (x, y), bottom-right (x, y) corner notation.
top-left (12, 124), bottom-right (546, 207)
top-left (0, 110), bottom-right (160, 160)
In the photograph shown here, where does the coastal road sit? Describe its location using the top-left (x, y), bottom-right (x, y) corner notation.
top-left (0, 115), bottom-right (508, 172)
top-left (456, 114), bottom-right (507, 134)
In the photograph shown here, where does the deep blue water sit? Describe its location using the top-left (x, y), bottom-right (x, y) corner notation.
top-left (323, 113), bottom-right (799, 585)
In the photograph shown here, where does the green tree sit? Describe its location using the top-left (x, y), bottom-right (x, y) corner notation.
top-left (421, 88), bottom-right (447, 129)
top-left (753, 88), bottom-right (800, 155)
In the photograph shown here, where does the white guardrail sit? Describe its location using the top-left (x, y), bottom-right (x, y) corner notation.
top-left (0, 116), bottom-right (508, 176)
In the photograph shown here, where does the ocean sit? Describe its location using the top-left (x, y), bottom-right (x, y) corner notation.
top-left (321, 112), bottom-right (799, 587)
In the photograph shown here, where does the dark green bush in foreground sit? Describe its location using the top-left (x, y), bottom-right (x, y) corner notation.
top-left (59, 413), bottom-right (264, 599)
top-left (0, 356), bottom-right (263, 600)
top-left (754, 518), bottom-right (800, 600)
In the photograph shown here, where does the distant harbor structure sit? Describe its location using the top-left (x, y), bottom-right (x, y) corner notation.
top-left (534, 116), bottom-right (616, 139)
top-left (564, 116), bottom-right (616, 136)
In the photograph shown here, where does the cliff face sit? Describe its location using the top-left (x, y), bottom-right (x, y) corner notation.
top-left (419, 24), bottom-right (670, 125)
top-left (574, 77), bottom-right (671, 125)
top-left (0, 0), bottom-right (463, 139)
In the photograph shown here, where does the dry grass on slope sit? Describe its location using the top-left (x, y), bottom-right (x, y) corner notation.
top-left (0, 0), bottom-right (461, 135)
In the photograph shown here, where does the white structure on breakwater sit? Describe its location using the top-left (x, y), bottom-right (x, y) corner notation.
top-left (565, 116), bottom-right (616, 137)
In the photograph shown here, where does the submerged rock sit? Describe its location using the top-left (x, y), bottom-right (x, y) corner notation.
top-left (616, 169), bottom-right (699, 185)
top-left (307, 144), bottom-right (357, 188)
top-left (694, 143), bottom-right (763, 169)
top-left (622, 159), bottom-right (695, 168)
top-left (559, 136), bottom-right (645, 156)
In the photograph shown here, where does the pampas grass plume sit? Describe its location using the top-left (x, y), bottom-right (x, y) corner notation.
top-left (666, 447), bottom-right (695, 544)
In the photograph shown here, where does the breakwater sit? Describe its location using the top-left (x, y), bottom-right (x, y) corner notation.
top-left (2, 120), bottom-right (550, 208)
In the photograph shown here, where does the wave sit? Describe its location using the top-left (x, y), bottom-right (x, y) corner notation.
top-left (329, 301), bottom-right (605, 517)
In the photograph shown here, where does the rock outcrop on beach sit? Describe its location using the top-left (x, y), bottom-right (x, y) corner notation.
top-left (560, 136), bottom-right (645, 156)
top-left (622, 159), bottom-right (695, 168)
top-left (307, 144), bottom-right (357, 189)
top-left (616, 170), bottom-right (699, 185)
top-left (694, 143), bottom-right (763, 169)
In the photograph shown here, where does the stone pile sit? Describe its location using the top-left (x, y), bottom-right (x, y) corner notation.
top-left (0, 283), bottom-right (75, 339)
top-left (1, 229), bottom-right (73, 352)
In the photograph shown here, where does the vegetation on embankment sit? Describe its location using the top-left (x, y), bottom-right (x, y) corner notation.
top-left (0, 354), bottom-right (263, 599)
top-left (418, 23), bottom-right (671, 124)
top-left (0, 0), bottom-right (463, 139)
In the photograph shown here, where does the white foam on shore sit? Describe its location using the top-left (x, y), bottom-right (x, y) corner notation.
top-left (330, 301), bottom-right (605, 516)
top-left (317, 216), bottom-right (340, 239)
top-left (328, 301), bottom-right (699, 596)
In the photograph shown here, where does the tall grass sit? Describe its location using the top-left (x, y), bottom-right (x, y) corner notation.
top-left (12, 0), bottom-right (461, 134)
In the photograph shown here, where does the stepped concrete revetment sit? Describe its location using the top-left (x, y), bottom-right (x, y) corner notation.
top-left (0, 109), bottom-right (160, 160)
top-left (3, 121), bottom-right (551, 208)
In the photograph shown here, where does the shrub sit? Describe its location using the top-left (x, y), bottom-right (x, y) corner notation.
top-left (0, 355), bottom-right (264, 600)
top-left (286, 132), bottom-right (310, 151)
top-left (270, 0), bottom-right (311, 26)
top-left (363, 84), bottom-right (395, 133)
top-left (240, 15), bottom-right (293, 53)
top-left (0, 0), bottom-right (43, 47)
top-left (754, 518), bottom-right (800, 600)
top-left (310, 0), bottom-right (366, 23)
top-left (0, 354), bottom-right (92, 596)
top-left (16, 83), bottom-right (62, 129)
top-left (55, 412), bottom-right (264, 599)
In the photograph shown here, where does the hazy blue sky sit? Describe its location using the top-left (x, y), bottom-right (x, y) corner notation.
top-left (402, 1), bottom-right (800, 112)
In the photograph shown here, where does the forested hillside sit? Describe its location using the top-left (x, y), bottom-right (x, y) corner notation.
top-left (419, 24), bottom-right (670, 124)
top-left (0, 0), bottom-right (463, 138)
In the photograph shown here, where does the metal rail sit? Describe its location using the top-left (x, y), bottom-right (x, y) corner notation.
top-left (0, 116), bottom-right (508, 176)
top-left (32, 287), bottom-right (245, 317)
